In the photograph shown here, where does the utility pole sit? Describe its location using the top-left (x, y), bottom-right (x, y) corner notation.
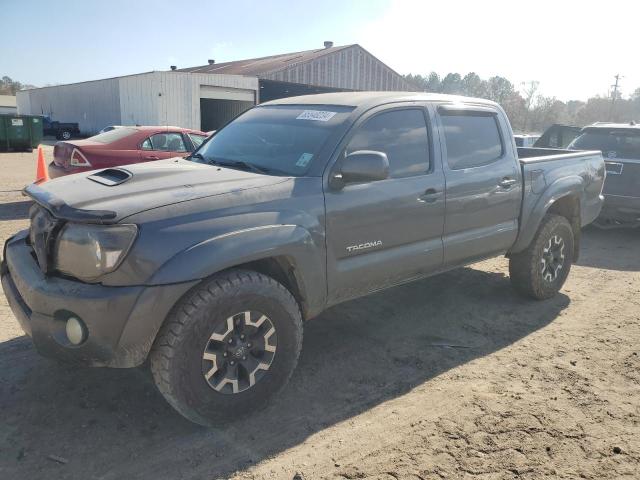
top-left (609, 74), bottom-right (622, 121)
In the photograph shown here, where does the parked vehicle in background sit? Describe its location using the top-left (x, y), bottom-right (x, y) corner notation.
top-left (569, 122), bottom-right (640, 227)
top-left (2, 92), bottom-right (605, 426)
top-left (42, 115), bottom-right (80, 140)
top-left (514, 134), bottom-right (540, 147)
top-left (98, 125), bottom-right (126, 134)
top-left (534, 124), bottom-right (582, 149)
top-left (49, 126), bottom-right (208, 178)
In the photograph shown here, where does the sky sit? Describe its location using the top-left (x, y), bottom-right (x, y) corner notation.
top-left (2, 0), bottom-right (639, 102)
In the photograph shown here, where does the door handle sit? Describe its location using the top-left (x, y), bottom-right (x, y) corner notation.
top-left (418, 188), bottom-right (441, 203)
top-left (144, 155), bottom-right (160, 160)
top-left (498, 177), bottom-right (517, 188)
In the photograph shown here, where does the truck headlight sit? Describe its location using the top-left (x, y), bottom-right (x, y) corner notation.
top-left (54, 224), bottom-right (137, 282)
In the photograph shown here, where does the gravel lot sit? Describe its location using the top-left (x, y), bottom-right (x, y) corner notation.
top-left (0, 148), bottom-right (638, 480)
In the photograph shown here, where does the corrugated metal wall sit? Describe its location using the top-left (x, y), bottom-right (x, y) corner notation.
top-left (119, 72), bottom-right (258, 131)
top-left (17, 78), bottom-right (121, 134)
top-left (262, 45), bottom-right (413, 91)
top-left (17, 72), bottom-right (259, 134)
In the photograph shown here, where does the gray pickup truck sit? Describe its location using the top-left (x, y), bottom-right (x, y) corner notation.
top-left (568, 122), bottom-right (640, 227)
top-left (1, 92), bottom-right (605, 425)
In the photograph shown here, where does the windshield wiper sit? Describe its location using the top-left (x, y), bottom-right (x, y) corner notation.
top-left (211, 159), bottom-right (272, 175)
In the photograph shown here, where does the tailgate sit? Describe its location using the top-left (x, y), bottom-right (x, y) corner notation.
top-left (604, 158), bottom-right (640, 197)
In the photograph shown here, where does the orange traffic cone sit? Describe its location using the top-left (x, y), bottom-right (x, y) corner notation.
top-left (34, 145), bottom-right (50, 184)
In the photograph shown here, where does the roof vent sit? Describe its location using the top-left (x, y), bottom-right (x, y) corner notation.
top-left (170, 65), bottom-right (177, 71)
top-left (324, 41), bottom-right (334, 49)
top-left (208, 59), bottom-right (215, 65)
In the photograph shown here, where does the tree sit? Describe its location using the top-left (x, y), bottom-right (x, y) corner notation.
top-left (486, 76), bottom-right (515, 104)
top-left (0, 76), bottom-right (36, 95)
top-left (440, 73), bottom-right (463, 94)
top-left (403, 71), bottom-right (640, 130)
top-left (462, 72), bottom-right (487, 98)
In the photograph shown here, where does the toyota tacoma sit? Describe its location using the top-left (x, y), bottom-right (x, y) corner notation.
top-left (1, 92), bottom-right (605, 425)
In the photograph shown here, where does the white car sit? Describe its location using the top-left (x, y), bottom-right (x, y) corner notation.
top-left (98, 125), bottom-right (126, 134)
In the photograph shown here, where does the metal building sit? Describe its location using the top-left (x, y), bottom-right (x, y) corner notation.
top-left (17, 72), bottom-right (258, 134)
top-left (16, 43), bottom-right (413, 135)
top-left (0, 95), bottom-right (17, 114)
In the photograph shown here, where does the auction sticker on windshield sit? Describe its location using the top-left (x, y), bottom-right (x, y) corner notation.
top-left (296, 152), bottom-right (313, 167)
top-left (296, 110), bottom-right (337, 122)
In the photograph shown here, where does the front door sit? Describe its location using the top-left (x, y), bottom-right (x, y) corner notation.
top-left (324, 105), bottom-right (445, 304)
top-left (435, 105), bottom-right (522, 265)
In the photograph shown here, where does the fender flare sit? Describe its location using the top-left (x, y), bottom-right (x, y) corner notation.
top-left (148, 224), bottom-right (326, 313)
top-left (510, 175), bottom-right (583, 254)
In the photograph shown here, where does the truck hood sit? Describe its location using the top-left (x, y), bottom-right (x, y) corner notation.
top-left (26, 158), bottom-right (288, 222)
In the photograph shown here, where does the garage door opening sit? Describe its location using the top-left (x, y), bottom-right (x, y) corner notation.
top-left (200, 99), bottom-right (253, 132)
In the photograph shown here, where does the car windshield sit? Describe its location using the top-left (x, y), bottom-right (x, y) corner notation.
top-left (569, 129), bottom-right (640, 160)
top-left (88, 127), bottom-right (137, 144)
top-left (190, 105), bottom-right (354, 176)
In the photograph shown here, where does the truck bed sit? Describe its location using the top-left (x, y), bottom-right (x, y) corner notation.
top-left (509, 146), bottom-right (605, 254)
top-left (517, 146), bottom-right (598, 163)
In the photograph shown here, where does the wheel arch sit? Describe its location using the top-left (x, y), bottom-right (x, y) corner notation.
top-left (510, 176), bottom-right (583, 261)
top-left (148, 224), bottom-right (326, 320)
top-left (546, 194), bottom-right (581, 261)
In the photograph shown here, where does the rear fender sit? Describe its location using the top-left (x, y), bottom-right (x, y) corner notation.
top-left (510, 176), bottom-right (583, 255)
top-left (149, 224), bottom-right (326, 316)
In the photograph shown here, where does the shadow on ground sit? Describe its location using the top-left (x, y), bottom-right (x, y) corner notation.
top-left (0, 200), bottom-right (31, 221)
top-left (577, 226), bottom-right (640, 271)
top-left (0, 265), bottom-right (570, 479)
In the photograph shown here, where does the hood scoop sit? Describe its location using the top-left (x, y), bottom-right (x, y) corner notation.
top-left (88, 168), bottom-right (132, 186)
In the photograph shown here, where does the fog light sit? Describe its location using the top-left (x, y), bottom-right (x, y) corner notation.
top-left (65, 316), bottom-right (87, 345)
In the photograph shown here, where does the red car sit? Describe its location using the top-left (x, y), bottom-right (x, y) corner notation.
top-left (49, 126), bottom-right (208, 178)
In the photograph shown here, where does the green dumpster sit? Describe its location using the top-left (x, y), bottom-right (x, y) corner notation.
top-left (0, 114), bottom-right (44, 152)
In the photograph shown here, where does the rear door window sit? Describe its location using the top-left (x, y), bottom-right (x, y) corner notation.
top-left (147, 133), bottom-right (188, 152)
top-left (440, 112), bottom-right (504, 170)
top-left (345, 109), bottom-right (430, 178)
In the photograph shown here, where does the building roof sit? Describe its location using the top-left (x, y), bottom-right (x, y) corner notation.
top-left (178, 44), bottom-right (356, 76)
top-left (263, 91), bottom-right (499, 109)
top-left (0, 95), bottom-right (17, 108)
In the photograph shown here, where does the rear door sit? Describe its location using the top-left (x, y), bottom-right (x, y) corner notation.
top-left (324, 104), bottom-right (445, 303)
top-left (140, 132), bottom-right (189, 161)
top-left (435, 104), bottom-right (522, 265)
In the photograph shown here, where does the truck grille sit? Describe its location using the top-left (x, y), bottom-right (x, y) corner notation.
top-left (28, 204), bottom-right (60, 273)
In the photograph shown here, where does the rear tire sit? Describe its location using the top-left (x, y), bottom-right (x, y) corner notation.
top-left (509, 214), bottom-right (574, 300)
top-left (150, 269), bottom-right (303, 426)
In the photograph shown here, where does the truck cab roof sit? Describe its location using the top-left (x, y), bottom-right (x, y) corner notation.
top-left (583, 121), bottom-right (640, 131)
top-left (262, 91), bottom-right (500, 109)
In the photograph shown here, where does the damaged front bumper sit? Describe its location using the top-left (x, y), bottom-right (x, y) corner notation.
top-left (1, 230), bottom-right (196, 367)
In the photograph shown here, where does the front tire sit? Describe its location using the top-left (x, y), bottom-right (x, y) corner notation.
top-left (150, 270), bottom-right (303, 426)
top-left (509, 214), bottom-right (574, 300)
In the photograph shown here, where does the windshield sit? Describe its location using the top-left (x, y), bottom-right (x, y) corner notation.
top-left (191, 105), bottom-right (354, 176)
top-left (88, 127), bottom-right (137, 144)
top-left (569, 129), bottom-right (640, 160)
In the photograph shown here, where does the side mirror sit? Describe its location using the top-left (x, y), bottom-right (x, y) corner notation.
top-left (332, 150), bottom-right (389, 188)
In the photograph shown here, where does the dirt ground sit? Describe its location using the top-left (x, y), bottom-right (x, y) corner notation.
top-left (0, 148), bottom-right (638, 480)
